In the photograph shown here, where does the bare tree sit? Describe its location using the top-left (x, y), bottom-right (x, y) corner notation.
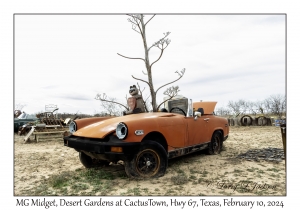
top-left (227, 100), bottom-right (247, 117)
top-left (239, 100), bottom-right (250, 114)
top-left (117, 14), bottom-right (186, 112)
top-left (223, 95), bottom-right (286, 119)
top-left (95, 93), bottom-right (128, 116)
top-left (215, 107), bottom-right (231, 117)
top-left (264, 94), bottom-right (286, 119)
top-left (252, 100), bottom-right (264, 115)
top-left (15, 103), bottom-right (26, 111)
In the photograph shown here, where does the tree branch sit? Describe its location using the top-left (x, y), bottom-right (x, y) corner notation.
top-left (155, 68), bottom-right (185, 95)
top-left (132, 75), bottom-right (150, 87)
top-left (157, 86), bottom-right (179, 110)
top-left (136, 82), bottom-right (149, 112)
top-left (131, 25), bottom-right (141, 34)
top-left (148, 32), bottom-right (171, 51)
top-left (117, 53), bottom-right (145, 62)
top-left (95, 94), bottom-right (128, 110)
top-left (157, 96), bottom-right (175, 111)
top-left (145, 14), bottom-right (156, 26)
top-left (127, 14), bottom-right (145, 38)
top-left (150, 48), bottom-right (164, 69)
top-left (127, 14), bottom-right (142, 25)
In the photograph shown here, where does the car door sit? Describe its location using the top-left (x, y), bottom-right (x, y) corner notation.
top-left (186, 116), bottom-right (210, 147)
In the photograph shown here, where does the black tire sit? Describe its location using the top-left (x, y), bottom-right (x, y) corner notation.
top-left (207, 131), bottom-right (222, 155)
top-left (79, 152), bottom-right (110, 168)
top-left (124, 141), bottom-right (168, 178)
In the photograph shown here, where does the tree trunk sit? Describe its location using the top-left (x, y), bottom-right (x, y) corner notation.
top-left (141, 17), bottom-right (157, 111)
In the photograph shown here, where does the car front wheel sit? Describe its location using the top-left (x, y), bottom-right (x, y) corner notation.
top-left (208, 131), bottom-right (222, 155)
top-left (124, 141), bottom-right (168, 178)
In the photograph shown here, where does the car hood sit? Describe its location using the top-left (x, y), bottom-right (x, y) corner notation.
top-left (73, 112), bottom-right (180, 138)
top-left (193, 101), bottom-right (217, 114)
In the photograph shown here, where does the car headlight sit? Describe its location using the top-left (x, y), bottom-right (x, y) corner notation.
top-left (116, 122), bottom-right (128, 140)
top-left (69, 121), bottom-right (77, 134)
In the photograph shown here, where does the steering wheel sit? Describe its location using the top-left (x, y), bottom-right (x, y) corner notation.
top-left (170, 107), bottom-right (186, 116)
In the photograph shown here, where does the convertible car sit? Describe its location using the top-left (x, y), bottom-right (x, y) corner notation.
top-left (63, 101), bottom-right (229, 178)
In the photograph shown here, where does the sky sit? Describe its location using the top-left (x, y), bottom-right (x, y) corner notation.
top-left (14, 14), bottom-right (286, 115)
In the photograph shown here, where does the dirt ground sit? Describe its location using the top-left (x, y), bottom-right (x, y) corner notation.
top-left (14, 126), bottom-right (286, 196)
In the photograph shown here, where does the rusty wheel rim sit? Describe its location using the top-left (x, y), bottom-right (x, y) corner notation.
top-left (135, 149), bottom-right (160, 177)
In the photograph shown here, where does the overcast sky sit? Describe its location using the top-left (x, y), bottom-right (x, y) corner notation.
top-left (14, 14), bottom-right (286, 115)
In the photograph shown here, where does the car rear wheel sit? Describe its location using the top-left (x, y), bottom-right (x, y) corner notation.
top-left (79, 152), bottom-right (110, 168)
top-left (208, 131), bottom-right (222, 155)
top-left (124, 141), bottom-right (168, 178)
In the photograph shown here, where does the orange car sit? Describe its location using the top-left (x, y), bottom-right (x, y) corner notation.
top-left (63, 101), bottom-right (229, 178)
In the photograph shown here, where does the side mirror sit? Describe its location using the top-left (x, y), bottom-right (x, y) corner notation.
top-left (194, 111), bottom-right (202, 120)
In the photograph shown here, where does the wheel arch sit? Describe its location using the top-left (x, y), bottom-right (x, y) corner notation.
top-left (141, 131), bottom-right (168, 152)
top-left (213, 129), bottom-right (224, 140)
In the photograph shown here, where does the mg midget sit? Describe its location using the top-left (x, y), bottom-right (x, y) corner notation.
top-left (63, 101), bottom-right (229, 178)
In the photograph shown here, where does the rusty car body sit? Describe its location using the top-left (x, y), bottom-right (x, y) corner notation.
top-left (63, 101), bottom-right (229, 178)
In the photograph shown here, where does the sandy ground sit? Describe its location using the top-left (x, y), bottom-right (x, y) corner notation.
top-left (14, 126), bottom-right (286, 196)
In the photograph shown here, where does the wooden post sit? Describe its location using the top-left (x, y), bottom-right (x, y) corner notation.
top-left (280, 123), bottom-right (286, 171)
top-left (24, 126), bottom-right (35, 143)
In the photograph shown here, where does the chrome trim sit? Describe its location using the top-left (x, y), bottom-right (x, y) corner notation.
top-left (69, 121), bottom-right (77, 134)
top-left (116, 122), bottom-right (128, 140)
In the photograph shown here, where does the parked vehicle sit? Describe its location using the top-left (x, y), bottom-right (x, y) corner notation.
top-left (14, 112), bottom-right (38, 132)
top-left (63, 101), bottom-right (229, 178)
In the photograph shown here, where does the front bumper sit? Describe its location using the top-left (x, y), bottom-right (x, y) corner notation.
top-left (64, 135), bottom-right (141, 161)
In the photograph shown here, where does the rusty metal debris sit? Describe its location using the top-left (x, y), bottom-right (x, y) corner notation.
top-left (17, 108), bottom-right (72, 136)
top-left (16, 108), bottom-right (77, 144)
top-left (36, 108), bottom-right (66, 126)
top-left (14, 110), bottom-right (22, 118)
